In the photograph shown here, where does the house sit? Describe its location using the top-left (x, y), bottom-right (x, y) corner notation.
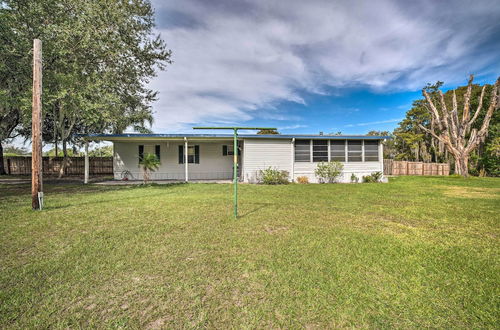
top-left (82, 133), bottom-right (390, 183)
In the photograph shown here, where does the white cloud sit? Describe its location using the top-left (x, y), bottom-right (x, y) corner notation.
top-left (344, 118), bottom-right (403, 127)
top-left (150, 0), bottom-right (500, 132)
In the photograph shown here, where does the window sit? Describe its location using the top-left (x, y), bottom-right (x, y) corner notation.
top-left (364, 140), bottom-right (379, 161)
top-left (222, 145), bottom-right (241, 156)
top-left (179, 145), bottom-right (200, 164)
top-left (313, 140), bottom-right (328, 162)
top-left (348, 141), bottom-right (362, 162)
top-left (330, 140), bottom-right (345, 161)
top-left (294, 140), bottom-right (310, 162)
top-left (155, 145), bottom-right (160, 161)
top-left (138, 145), bottom-right (144, 162)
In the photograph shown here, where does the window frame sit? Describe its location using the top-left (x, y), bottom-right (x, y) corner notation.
top-left (179, 144), bottom-right (200, 164)
top-left (312, 140), bottom-right (328, 162)
top-left (294, 139), bottom-right (311, 162)
top-left (330, 140), bottom-right (346, 162)
top-left (347, 140), bottom-right (363, 162)
top-left (363, 140), bottom-right (379, 162)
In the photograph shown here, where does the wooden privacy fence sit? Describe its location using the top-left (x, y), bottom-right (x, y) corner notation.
top-left (3, 156), bottom-right (113, 176)
top-left (384, 160), bottom-right (449, 176)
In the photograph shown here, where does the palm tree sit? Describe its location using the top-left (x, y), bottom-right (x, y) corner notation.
top-left (139, 153), bottom-right (160, 183)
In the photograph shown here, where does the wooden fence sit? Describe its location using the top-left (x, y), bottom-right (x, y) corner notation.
top-left (3, 156), bottom-right (113, 176)
top-left (384, 160), bottom-right (449, 176)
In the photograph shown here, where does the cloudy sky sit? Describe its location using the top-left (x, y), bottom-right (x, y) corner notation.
top-left (148, 0), bottom-right (500, 135)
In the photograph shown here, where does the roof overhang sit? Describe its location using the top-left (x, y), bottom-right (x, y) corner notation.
top-left (76, 133), bottom-right (392, 142)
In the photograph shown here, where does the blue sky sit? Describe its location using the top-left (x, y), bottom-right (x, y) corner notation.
top-left (145, 0), bottom-right (500, 136)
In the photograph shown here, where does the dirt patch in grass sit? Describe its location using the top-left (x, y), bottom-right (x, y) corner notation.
top-left (264, 225), bottom-right (289, 235)
top-left (443, 186), bottom-right (500, 199)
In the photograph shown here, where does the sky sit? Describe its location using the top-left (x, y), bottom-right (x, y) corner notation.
top-left (146, 0), bottom-right (500, 136)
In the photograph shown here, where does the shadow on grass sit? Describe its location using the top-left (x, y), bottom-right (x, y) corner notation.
top-left (40, 183), bottom-right (188, 210)
top-left (239, 202), bottom-right (274, 218)
top-left (0, 182), bottom-right (188, 205)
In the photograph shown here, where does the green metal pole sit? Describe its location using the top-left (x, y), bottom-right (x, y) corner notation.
top-left (233, 128), bottom-right (238, 218)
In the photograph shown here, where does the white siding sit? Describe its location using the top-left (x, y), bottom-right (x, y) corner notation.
top-left (294, 140), bottom-right (384, 183)
top-left (113, 141), bottom-right (233, 180)
top-left (294, 161), bottom-right (383, 183)
top-left (242, 139), bottom-right (293, 183)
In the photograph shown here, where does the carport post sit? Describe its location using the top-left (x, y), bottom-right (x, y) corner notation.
top-left (84, 140), bottom-right (89, 184)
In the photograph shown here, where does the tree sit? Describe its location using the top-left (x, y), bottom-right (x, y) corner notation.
top-left (418, 75), bottom-right (500, 177)
top-left (88, 145), bottom-right (113, 157)
top-left (257, 129), bottom-right (279, 134)
top-left (2, 145), bottom-right (30, 156)
top-left (367, 130), bottom-right (395, 159)
top-left (0, 7), bottom-right (30, 174)
top-left (0, 0), bottom-right (171, 177)
top-left (139, 153), bottom-right (160, 183)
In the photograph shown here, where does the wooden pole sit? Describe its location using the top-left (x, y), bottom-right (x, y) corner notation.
top-left (32, 39), bottom-right (43, 210)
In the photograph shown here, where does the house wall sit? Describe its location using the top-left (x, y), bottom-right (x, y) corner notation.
top-left (242, 139), bottom-right (293, 183)
top-left (242, 138), bottom-right (385, 183)
top-left (113, 141), bottom-right (233, 180)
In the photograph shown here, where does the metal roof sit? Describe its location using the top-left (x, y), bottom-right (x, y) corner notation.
top-left (78, 133), bottom-right (391, 140)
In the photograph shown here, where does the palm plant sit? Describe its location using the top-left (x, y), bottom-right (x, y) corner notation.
top-left (139, 153), bottom-right (160, 183)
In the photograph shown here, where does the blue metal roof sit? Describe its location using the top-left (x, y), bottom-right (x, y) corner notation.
top-left (78, 133), bottom-right (391, 140)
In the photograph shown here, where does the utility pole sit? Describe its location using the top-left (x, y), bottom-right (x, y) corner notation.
top-left (193, 127), bottom-right (276, 218)
top-left (32, 39), bottom-right (43, 210)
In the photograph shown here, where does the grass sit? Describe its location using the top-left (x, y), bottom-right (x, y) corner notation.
top-left (0, 176), bottom-right (499, 328)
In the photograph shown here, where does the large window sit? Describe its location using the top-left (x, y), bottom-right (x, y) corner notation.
top-left (364, 140), bottom-right (379, 161)
top-left (179, 145), bottom-right (200, 164)
top-left (313, 140), bottom-right (328, 162)
top-left (330, 140), bottom-right (345, 162)
top-left (294, 140), bottom-right (310, 162)
top-left (348, 141), bottom-right (362, 162)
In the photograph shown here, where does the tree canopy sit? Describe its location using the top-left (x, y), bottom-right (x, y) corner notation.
top-left (0, 0), bottom-right (171, 174)
top-left (392, 78), bottom-right (499, 176)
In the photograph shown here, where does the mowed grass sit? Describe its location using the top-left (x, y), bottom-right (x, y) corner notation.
top-left (0, 177), bottom-right (499, 328)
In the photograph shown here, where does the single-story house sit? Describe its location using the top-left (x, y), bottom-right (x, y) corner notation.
top-left (82, 133), bottom-right (390, 183)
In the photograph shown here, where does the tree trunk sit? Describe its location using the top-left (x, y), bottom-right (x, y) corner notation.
top-left (58, 140), bottom-right (68, 179)
top-left (0, 142), bottom-right (5, 175)
top-left (454, 154), bottom-right (469, 177)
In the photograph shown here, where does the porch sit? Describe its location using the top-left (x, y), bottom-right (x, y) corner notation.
top-left (83, 137), bottom-right (243, 183)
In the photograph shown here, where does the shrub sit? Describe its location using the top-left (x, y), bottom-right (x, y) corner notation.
top-left (139, 153), bottom-right (160, 183)
top-left (362, 171), bottom-right (383, 183)
top-left (258, 167), bottom-right (289, 184)
top-left (350, 173), bottom-right (359, 183)
top-left (314, 161), bottom-right (344, 183)
top-left (296, 176), bottom-right (309, 184)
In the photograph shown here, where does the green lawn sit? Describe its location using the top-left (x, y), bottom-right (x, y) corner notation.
top-left (1, 177), bottom-right (499, 328)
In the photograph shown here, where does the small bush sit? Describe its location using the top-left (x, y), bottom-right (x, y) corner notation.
top-left (350, 173), bottom-right (359, 183)
top-left (314, 161), bottom-right (344, 183)
top-left (296, 176), bottom-right (309, 184)
top-left (362, 171), bottom-right (383, 183)
top-left (258, 167), bottom-right (289, 184)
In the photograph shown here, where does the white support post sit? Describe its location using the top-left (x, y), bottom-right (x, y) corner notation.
top-left (379, 140), bottom-right (384, 172)
top-left (345, 139), bottom-right (348, 162)
top-left (309, 139), bottom-right (313, 163)
top-left (327, 140), bottom-right (331, 162)
top-left (84, 141), bottom-right (89, 184)
top-left (184, 137), bottom-right (188, 182)
top-left (361, 140), bottom-right (365, 162)
top-left (291, 138), bottom-right (295, 182)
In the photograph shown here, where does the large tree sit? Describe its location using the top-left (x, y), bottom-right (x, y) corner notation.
top-left (418, 75), bottom-right (499, 177)
top-left (0, 0), bottom-right (171, 175)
